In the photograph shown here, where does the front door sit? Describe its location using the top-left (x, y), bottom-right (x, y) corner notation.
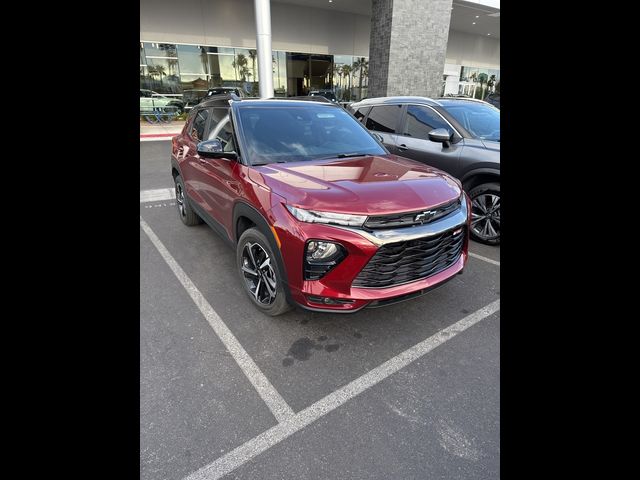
top-left (394, 104), bottom-right (462, 176)
top-left (190, 108), bottom-right (243, 232)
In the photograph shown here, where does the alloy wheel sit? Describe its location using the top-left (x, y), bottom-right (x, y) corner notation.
top-left (471, 193), bottom-right (500, 241)
top-left (176, 182), bottom-right (186, 217)
top-left (241, 242), bottom-right (277, 305)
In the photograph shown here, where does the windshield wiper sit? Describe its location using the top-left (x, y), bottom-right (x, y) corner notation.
top-left (316, 153), bottom-right (370, 161)
top-left (336, 153), bottom-right (369, 158)
top-left (251, 160), bottom-right (286, 166)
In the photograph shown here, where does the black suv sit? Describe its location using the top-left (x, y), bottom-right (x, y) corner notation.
top-left (182, 89), bottom-right (208, 111)
top-left (206, 87), bottom-right (246, 98)
top-left (484, 92), bottom-right (500, 109)
top-left (349, 96), bottom-right (500, 245)
top-left (308, 90), bottom-right (337, 102)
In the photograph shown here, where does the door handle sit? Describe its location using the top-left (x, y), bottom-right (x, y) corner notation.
top-left (198, 157), bottom-right (208, 164)
top-left (397, 144), bottom-right (408, 151)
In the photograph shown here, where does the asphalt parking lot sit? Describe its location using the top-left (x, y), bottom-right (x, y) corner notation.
top-left (140, 140), bottom-right (500, 480)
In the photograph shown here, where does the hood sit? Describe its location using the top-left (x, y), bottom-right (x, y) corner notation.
top-left (248, 155), bottom-right (462, 215)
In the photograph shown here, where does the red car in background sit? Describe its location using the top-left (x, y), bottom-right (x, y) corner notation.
top-left (171, 94), bottom-right (471, 315)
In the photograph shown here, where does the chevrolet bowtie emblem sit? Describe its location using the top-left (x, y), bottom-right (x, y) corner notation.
top-left (414, 211), bottom-right (435, 224)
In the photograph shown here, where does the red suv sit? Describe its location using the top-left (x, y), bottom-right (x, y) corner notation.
top-left (171, 94), bottom-right (471, 315)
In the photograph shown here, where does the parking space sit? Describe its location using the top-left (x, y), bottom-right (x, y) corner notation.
top-left (227, 312), bottom-right (500, 480)
top-left (140, 140), bottom-right (177, 192)
top-left (141, 230), bottom-right (277, 480)
top-left (140, 141), bottom-right (500, 479)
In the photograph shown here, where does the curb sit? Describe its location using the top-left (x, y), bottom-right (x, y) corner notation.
top-left (140, 133), bottom-right (179, 138)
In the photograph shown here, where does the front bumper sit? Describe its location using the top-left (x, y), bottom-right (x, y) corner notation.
top-left (270, 197), bottom-right (470, 312)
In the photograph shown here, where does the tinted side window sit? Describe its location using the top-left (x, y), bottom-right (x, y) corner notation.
top-left (190, 109), bottom-right (209, 141)
top-left (207, 107), bottom-right (228, 133)
top-left (352, 106), bottom-right (371, 123)
top-left (207, 108), bottom-right (236, 152)
top-left (365, 105), bottom-right (401, 133)
top-left (213, 117), bottom-right (236, 152)
top-left (402, 105), bottom-right (451, 139)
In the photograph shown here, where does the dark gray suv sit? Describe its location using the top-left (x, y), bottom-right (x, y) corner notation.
top-left (349, 96), bottom-right (500, 245)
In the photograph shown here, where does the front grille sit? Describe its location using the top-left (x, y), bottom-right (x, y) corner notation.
top-left (364, 199), bottom-right (460, 230)
top-left (352, 227), bottom-right (465, 288)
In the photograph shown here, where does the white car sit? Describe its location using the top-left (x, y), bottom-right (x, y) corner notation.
top-left (140, 89), bottom-right (184, 114)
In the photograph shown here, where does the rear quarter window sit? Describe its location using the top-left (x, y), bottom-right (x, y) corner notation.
top-left (365, 105), bottom-right (402, 133)
top-left (351, 106), bottom-right (371, 123)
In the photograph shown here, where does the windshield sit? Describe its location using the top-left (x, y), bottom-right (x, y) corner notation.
top-left (237, 105), bottom-right (386, 165)
top-left (442, 102), bottom-right (500, 142)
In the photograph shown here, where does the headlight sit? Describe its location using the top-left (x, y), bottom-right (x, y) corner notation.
top-left (307, 241), bottom-right (340, 261)
top-left (286, 205), bottom-right (367, 227)
top-left (304, 240), bottom-right (347, 280)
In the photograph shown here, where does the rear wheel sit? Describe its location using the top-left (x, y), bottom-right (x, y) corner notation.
top-left (237, 228), bottom-right (292, 316)
top-left (174, 175), bottom-right (202, 226)
top-left (468, 182), bottom-right (500, 245)
top-left (168, 103), bottom-right (184, 115)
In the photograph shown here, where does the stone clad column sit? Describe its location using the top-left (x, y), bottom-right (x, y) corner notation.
top-left (368, 0), bottom-right (453, 98)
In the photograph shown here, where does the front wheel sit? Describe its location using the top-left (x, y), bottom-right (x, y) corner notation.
top-left (237, 228), bottom-right (292, 316)
top-left (468, 183), bottom-right (500, 245)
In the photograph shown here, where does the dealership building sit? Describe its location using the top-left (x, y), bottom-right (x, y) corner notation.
top-left (140, 0), bottom-right (500, 102)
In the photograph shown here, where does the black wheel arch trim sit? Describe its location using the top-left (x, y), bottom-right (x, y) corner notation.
top-left (233, 201), bottom-right (293, 304)
top-left (171, 157), bottom-right (182, 178)
top-left (460, 168), bottom-right (500, 186)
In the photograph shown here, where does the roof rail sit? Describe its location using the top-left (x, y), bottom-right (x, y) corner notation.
top-left (285, 95), bottom-right (334, 104)
top-left (196, 93), bottom-right (244, 108)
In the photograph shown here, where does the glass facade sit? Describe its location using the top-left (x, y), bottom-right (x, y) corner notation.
top-left (140, 41), bottom-right (368, 102)
top-left (459, 66), bottom-right (500, 100)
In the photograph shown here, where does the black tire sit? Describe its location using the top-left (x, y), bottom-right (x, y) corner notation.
top-left (168, 103), bottom-right (184, 115)
top-left (236, 228), bottom-right (292, 316)
top-left (174, 175), bottom-right (202, 226)
top-left (468, 182), bottom-right (500, 245)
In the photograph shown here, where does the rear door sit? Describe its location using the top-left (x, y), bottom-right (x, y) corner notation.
top-left (179, 107), bottom-right (212, 211)
top-left (394, 104), bottom-right (462, 176)
top-left (363, 104), bottom-right (403, 155)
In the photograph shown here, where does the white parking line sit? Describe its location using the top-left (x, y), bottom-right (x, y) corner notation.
top-left (469, 252), bottom-right (500, 266)
top-left (140, 188), bottom-right (175, 203)
top-left (140, 188), bottom-right (176, 203)
top-left (140, 217), bottom-right (295, 423)
top-left (183, 299), bottom-right (500, 480)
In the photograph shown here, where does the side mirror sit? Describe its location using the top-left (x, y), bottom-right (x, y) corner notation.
top-left (428, 128), bottom-right (452, 148)
top-left (197, 139), bottom-right (237, 160)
